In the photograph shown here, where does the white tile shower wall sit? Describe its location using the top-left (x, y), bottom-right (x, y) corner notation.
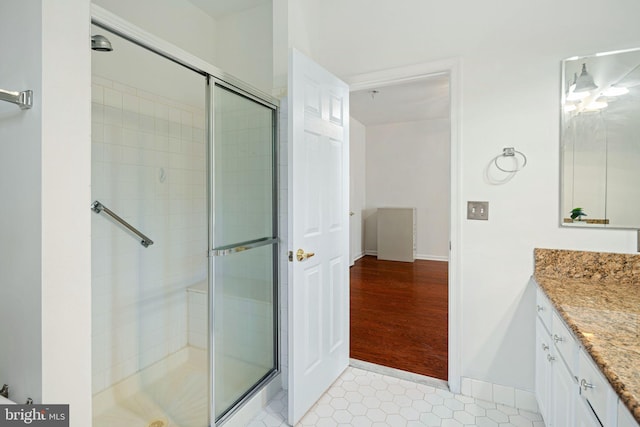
top-left (91, 75), bottom-right (207, 394)
top-left (187, 286), bottom-right (208, 349)
top-left (214, 88), bottom-right (273, 247)
top-left (220, 295), bottom-right (273, 368)
top-left (213, 88), bottom-right (277, 371)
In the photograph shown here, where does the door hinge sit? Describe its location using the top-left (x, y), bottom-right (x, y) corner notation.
top-left (288, 250), bottom-right (293, 262)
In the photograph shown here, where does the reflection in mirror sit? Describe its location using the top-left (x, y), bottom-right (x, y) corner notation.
top-left (561, 47), bottom-right (640, 228)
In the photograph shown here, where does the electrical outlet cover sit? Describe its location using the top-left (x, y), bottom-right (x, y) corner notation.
top-left (467, 201), bottom-right (489, 220)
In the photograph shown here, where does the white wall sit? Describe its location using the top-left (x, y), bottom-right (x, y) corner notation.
top-left (41, 2), bottom-right (92, 415)
top-left (0, 0), bottom-right (92, 424)
top-left (0, 0), bottom-right (43, 405)
top-left (93, 0), bottom-right (217, 64)
top-left (363, 119), bottom-right (450, 260)
top-left (349, 117), bottom-right (366, 262)
top-left (285, 0), bottom-right (640, 392)
top-left (216, 2), bottom-right (274, 95)
top-left (95, 0), bottom-right (274, 98)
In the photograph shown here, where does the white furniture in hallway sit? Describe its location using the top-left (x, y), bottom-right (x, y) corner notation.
top-left (377, 207), bottom-right (416, 262)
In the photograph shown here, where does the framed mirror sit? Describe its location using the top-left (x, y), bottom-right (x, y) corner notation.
top-left (561, 47), bottom-right (640, 228)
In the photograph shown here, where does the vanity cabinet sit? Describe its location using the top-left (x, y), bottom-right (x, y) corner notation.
top-left (536, 288), bottom-right (578, 426)
top-left (535, 284), bottom-right (637, 427)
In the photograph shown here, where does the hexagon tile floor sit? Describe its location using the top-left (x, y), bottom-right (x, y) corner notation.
top-left (248, 367), bottom-right (544, 427)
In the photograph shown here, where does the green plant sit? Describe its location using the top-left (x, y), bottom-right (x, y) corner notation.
top-left (570, 207), bottom-right (587, 221)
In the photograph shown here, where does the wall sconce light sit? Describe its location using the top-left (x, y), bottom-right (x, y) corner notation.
top-left (567, 72), bottom-right (590, 101)
top-left (574, 63), bottom-right (598, 93)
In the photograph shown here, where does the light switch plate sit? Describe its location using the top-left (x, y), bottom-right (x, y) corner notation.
top-left (467, 201), bottom-right (489, 220)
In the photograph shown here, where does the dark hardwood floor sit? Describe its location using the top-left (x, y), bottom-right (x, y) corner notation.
top-left (350, 256), bottom-right (448, 380)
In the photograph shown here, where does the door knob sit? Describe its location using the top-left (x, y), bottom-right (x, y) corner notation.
top-left (296, 249), bottom-right (315, 262)
top-left (350, 211), bottom-right (355, 216)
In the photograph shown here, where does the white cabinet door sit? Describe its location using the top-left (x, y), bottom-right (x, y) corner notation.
top-left (535, 317), bottom-right (552, 423)
top-left (551, 355), bottom-right (576, 427)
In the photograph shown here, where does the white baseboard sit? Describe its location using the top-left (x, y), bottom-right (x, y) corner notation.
top-left (460, 376), bottom-right (539, 413)
top-left (353, 252), bottom-right (365, 262)
top-left (363, 250), bottom-right (449, 262)
top-left (416, 254), bottom-right (449, 262)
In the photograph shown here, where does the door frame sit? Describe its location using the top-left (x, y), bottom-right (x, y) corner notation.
top-left (346, 57), bottom-right (463, 393)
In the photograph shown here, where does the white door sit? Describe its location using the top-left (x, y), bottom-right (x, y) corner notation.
top-left (288, 49), bottom-right (350, 425)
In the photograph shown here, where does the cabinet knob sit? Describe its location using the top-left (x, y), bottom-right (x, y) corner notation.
top-left (547, 354), bottom-right (556, 362)
top-left (553, 334), bottom-right (564, 343)
top-left (580, 379), bottom-right (595, 391)
top-left (537, 305), bottom-right (544, 312)
top-left (541, 343), bottom-right (549, 351)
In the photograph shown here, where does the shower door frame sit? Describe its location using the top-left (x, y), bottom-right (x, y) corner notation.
top-left (91, 5), bottom-right (281, 426)
top-left (208, 79), bottom-right (280, 424)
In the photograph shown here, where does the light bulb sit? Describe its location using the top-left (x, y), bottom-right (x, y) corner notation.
top-left (602, 86), bottom-right (629, 97)
top-left (567, 91), bottom-right (590, 101)
top-left (585, 99), bottom-right (608, 110)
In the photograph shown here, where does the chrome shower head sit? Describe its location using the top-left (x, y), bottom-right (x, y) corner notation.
top-left (91, 34), bottom-right (113, 52)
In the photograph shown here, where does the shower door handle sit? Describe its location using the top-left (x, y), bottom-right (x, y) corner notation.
top-left (210, 237), bottom-right (277, 256)
top-left (296, 249), bottom-right (315, 262)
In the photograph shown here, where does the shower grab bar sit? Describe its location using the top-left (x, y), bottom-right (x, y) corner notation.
top-left (0, 88), bottom-right (33, 110)
top-left (91, 200), bottom-right (154, 248)
top-left (209, 237), bottom-right (277, 257)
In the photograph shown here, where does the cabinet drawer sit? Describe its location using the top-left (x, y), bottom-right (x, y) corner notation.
top-left (578, 350), bottom-right (617, 427)
top-left (536, 287), bottom-right (552, 331)
top-left (552, 311), bottom-right (579, 376)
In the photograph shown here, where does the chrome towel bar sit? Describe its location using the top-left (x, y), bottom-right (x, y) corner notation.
top-left (0, 88), bottom-right (33, 110)
top-left (91, 200), bottom-right (154, 248)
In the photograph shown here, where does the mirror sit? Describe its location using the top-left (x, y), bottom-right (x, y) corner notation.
top-left (561, 47), bottom-right (640, 228)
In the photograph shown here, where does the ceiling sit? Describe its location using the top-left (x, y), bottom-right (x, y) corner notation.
top-left (350, 74), bottom-right (450, 127)
top-left (188, 0), bottom-right (269, 19)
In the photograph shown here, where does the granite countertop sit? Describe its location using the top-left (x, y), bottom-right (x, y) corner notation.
top-left (534, 248), bottom-right (640, 424)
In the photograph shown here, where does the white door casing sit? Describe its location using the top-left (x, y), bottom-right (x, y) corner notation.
top-left (345, 57), bottom-right (461, 392)
top-left (288, 49), bottom-right (350, 425)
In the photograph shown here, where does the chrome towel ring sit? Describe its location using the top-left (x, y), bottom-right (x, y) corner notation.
top-left (493, 147), bottom-right (527, 173)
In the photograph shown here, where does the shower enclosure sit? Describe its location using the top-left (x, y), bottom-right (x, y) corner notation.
top-left (90, 21), bottom-right (278, 427)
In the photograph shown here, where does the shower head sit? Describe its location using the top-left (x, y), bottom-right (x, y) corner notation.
top-left (91, 34), bottom-right (113, 52)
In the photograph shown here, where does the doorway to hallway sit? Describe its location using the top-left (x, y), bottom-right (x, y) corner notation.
top-left (348, 67), bottom-right (455, 383)
top-left (350, 256), bottom-right (448, 380)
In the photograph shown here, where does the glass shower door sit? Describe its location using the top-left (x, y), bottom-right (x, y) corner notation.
top-left (211, 84), bottom-right (278, 421)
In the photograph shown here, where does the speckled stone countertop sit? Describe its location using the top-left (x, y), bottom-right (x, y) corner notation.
top-left (534, 248), bottom-right (640, 424)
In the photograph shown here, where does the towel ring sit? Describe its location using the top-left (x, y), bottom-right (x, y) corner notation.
top-left (493, 147), bottom-right (527, 173)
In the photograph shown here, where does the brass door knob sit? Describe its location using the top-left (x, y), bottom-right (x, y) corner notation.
top-left (296, 249), bottom-right (315, 262)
